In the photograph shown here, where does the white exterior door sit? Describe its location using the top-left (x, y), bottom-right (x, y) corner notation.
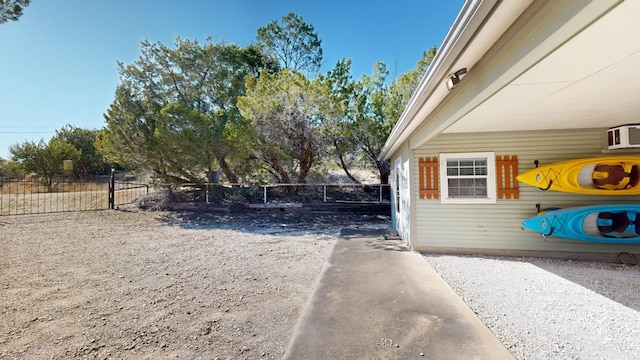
top-left (392, 158), bottom-right (411, 244)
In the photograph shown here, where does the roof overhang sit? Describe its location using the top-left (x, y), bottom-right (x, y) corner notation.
top-left (379, 0), bottom-right (634, 161)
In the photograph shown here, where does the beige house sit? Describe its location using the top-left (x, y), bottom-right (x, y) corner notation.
top-left (379, 0), bottom-right (640, 260)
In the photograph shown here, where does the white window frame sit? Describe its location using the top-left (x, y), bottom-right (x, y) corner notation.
top-left (439, 152), bottom-right (496, 204)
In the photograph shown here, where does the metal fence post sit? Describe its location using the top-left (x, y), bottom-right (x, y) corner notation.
top-left (263, 186), bottom-right (267, 204)
top-left (108, 168), bottom-right (115, 210)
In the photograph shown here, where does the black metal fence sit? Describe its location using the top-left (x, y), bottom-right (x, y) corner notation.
top-left (0, 173), bottom-right (387, 216)
top-left (0, 173), bottom-right (149, 216)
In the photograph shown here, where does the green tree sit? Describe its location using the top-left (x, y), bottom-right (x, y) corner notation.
top-left (341, 61), bottom-right (393, 183)
top-left (238, 69), bottom-right (339, 184)
top-left (97, 83), bottom-right (157, 172)
top-left (256, 12), bottom-right (322, 75)
top-left (0, 158), bottom-right (20, 179)
top-left (54, 125), bottom-right (110, 177)
top-left (0, 0), bottom-right (29, 24)
top-left (9, 139), bottom-right (81, 191)
top-left (324, 58), bottom-right (362, 183)
top-left (0, 157), bottom-right (7, 177)
top-left (331, 49), bottom-right (436, 184)
top-left (99, 38), bottom-right (276, 185)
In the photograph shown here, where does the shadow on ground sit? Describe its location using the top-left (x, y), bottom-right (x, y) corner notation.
top-left (526, 257), bottom-right (640, 312)
top-left (156, 208), bottom-right (392, 237)
top-left (363, 237), bottom-right (411, 252)
top-left (339, 227), bottom-right (409, 252)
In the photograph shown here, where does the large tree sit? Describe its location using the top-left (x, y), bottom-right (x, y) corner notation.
top-left (324, 58), bottom-right (362, 183)
top-left (0, 0), bottom-right (29, 24)
top-left (9, 139), bottom-right (81, 191)
top-left (352, 62), bottom-right (393, 183)
top-left (238, 69), bottom-right (339, 184)
top-left (256, 12), bottom-right (322, 75)
top-left (236, 13), bottom-right (333, 184)
top-left (99, 38), bottom-right (276, 185)
top-left (322, 48), bottom-right (437, 184)
top-left (54, 125), bottom-right (110, 177)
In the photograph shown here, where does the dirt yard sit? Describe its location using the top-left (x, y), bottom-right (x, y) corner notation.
top-left (0, 209), bottom-right (389, 359)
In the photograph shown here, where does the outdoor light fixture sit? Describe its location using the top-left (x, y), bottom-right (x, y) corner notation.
top-left (446, 68), bottom-right (468, 91)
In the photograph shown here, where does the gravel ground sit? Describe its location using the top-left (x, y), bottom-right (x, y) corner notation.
top-left (6, 207), bottom-right (640, 360)
top-left (424, 254), bottom-right (640, 360)
top-left (0, 209), bottom-right (388, 359)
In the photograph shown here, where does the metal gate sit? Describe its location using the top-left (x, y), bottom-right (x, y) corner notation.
top-left (108, 172), bottom-right (149, 210)
top-left (0, 171), bottom-right (148, 216)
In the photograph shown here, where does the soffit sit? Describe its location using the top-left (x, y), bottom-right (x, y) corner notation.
top-left (444, 0), bottom-right (640, 134)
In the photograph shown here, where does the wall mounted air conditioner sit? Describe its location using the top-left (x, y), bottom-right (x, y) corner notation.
top-left (607, 124), bottom-right (640, 150)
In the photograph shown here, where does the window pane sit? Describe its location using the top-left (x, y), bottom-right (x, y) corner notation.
top-left (446, 159), bottom-right (459, 176)
top-left (447, 158), bottom-right (487, 177)
top-left (459, 159), bottom-right (474, 175)
top-left (475, 159), bottom-right (487, 175)
top-left (448, 178), bottom-right (488, 198)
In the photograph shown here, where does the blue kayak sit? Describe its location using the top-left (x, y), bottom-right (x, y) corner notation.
top-left (522, 205), bottom-right (640, 244)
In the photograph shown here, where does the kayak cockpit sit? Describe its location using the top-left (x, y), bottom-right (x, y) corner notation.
top-left (583, 211), bottom-right (640, 238)
top-left (577, 163), bottom-right (640, 190)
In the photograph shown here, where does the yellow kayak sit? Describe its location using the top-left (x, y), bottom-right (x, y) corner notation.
top-left (516, 156), bottom-right (640, 195)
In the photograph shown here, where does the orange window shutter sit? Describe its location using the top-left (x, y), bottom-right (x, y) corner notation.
top-left (419, 157), bottom-right (439, 199)
top-left (496, 155), bottom-right (519, 199)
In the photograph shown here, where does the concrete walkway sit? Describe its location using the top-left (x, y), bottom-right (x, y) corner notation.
top-left (284, 227), bottom-right (514, 360)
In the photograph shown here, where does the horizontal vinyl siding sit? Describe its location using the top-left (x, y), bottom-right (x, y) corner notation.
top-left (413, 128), bottom-right (640, 254)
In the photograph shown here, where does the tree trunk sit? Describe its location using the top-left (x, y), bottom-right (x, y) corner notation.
top-left (296, 138), bottom-right (316, 184)
top-left (377, 160), bottom-right (390, 184)
top-left (152, 168), bottom-right (189, 185)
top-left (338, 153), bottom-right (361, 184)
top-left (334, 139), bottom-right (360, 184)
top-left (297, 159), bottom-right (312, 184)
top-left (216, 154), bottom-right (238, 184)
top-left (266, 156), bottom-right (290, 184)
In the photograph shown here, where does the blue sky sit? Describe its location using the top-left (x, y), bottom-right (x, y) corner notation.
top-left (0, 0), bottom-right (463, 159)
